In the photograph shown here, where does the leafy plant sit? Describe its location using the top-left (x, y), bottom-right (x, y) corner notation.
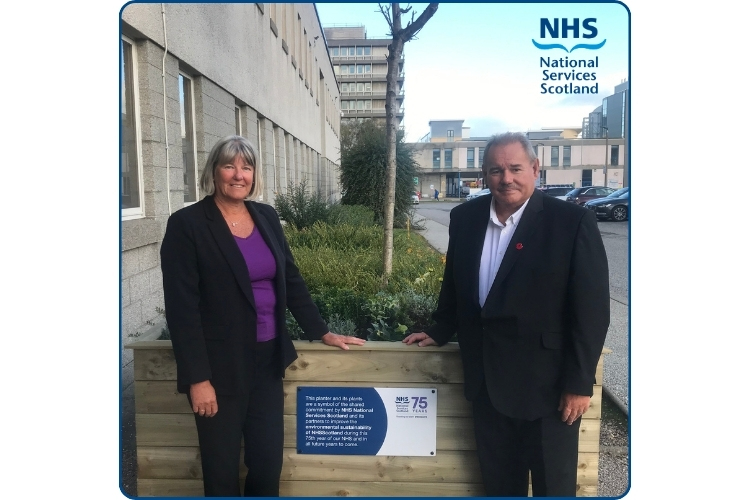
top-left (339, 120), bottom-right (418, 227)
top-left (274, 179), bottom-right (333, 230)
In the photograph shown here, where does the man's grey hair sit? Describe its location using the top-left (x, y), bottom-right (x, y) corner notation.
top-left (482, 132), bottom-right (537, 170)
top-left (199, 135), bottom-right (262, 199)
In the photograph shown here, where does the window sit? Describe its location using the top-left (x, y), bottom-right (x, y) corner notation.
top-left (551, 146), bottom-right (559, 167)
top-left (356, 46), bottom-right (363, 56)
top-left (444, 149), bottom-right (452, 168)
top-left (563, 146), bottom-right (571, 167)
top-left (121, 36), bottom-right (143, 217)
top-left (364, 46), bottom-right (371, 56)
top-left (539, 170), bottom-right (547, 185)
top-left (357, 82), bottom-right (364, 92)
top-left (356, 100), bottom-right (364, 110)
top-left (332, 47), bottom-right (339, 57)
top-left (179, 73), bottom-right (198, 202)
top-left (348, 64), bottom-right (355, 74)
top-left (447, 129), bottom-right (454, 142)
top-left (433, 149), bottom-right (440, 168)
top-left (467, 148), bottom-right (475, 168)
top-left (610, 145), bottom-right (619, 166)
top-left (364, 64), bottom-right (371, 73)
top-left (235, 105), bottom-right (242, 135)
top-left (479, 147), bottom-right (485, 165)
top-left (364, 82), bottom-right (371, 91)
top-left (357, 64), bottom-right (364, 74)
top-left (582, 169), bottom-right (592, 187)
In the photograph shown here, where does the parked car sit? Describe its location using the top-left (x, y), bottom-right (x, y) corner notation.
top-left (565, 186), bottom-right (616, 205)
top-left (585, 191), bottom-right (629, 221)
top-left (465, 188), bottom-right (490, 201)
top-left (539, 184), bottom-right (575, 199)
top-left (412, 191), bottom-right (420, 204)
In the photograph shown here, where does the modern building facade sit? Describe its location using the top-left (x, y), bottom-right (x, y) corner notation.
top-left (323, 25), bottom-right (405, 125)
top-left (120, 3), bottom-right (342, 358)
top-left (583, 79), bottom-right (629, 139)
top-left (410, 121), bottom-right (625, 198)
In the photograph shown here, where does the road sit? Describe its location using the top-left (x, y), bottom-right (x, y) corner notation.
top-left (415, 201), bottom-right (630, 410)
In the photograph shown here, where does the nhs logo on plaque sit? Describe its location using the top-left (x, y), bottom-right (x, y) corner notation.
top-left (532, 18), bottom-right (606, 52)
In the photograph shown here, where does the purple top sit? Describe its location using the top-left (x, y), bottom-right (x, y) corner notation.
top-left (234, 228), bottom-right (277, 342)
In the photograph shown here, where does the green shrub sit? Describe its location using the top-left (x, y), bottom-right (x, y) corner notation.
top-left (327, 204), bottom-right (376, 227)
top-left (274, 180), bottom-right (332, 230)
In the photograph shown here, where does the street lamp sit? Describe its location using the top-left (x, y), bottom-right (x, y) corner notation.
top-left (602, 126), bottom-right (609, 188)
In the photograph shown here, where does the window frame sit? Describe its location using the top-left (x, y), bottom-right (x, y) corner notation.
top-left (179, 71), bottom-right (199, 204)
top-left (444, 148), bottom-right (453, 168)
top-left (121, 35), bottom-right (145, 220)
top-left (433, 149), bottom-right (440, 168)
top-left (563, 145), bottom-right (571, 167)
top-left (610, 145), bottom-right (619, 166)
top-left (551, 146), bottom-right (559, 167)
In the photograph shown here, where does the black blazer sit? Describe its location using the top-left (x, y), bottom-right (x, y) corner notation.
top-left (427, 189), bottom-right (610, 420)
top-left (160, 196), bottom-right (329, 395)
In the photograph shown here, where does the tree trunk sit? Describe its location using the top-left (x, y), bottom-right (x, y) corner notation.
top-left (380, 2), bottom-right (438, 287)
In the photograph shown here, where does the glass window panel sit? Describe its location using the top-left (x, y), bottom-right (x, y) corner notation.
top-left (551, 146), bottom-right (559, 167)
top-left (121, 38), bottom-right (141, 211)
top-left (179, 73), bottom-right (197, 202)
top-left (365, 100), bottom-right (371, 110)
top-left (467, 148), bottom-right (474, 168)
top-left (610, 145), bottom-right (619, 166)
top-left (235, 106), bottom-right (242, 135)
top-left (479, 147), bottom-right (485, 164)
top-left (356, 46), bottom-right (363, 56)
top-left (433, 149), bottom-right (440, 168)
top-left (563, 146), bottom-right (571, 166)
top-left (357, 83), bottom-right (364, 92)
top-left (364, 82), bottom-right (371, 91)
top-left (445, 149), bottom-right (452, 167)
top-left (364, 46), bottom-right (371, 55)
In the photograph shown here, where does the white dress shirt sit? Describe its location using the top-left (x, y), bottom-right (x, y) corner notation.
top-left (478, 197), bottom-right (529, 307)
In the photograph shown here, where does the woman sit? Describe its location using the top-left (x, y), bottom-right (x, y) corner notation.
top-left (160, 135), bottom-right (364, 497)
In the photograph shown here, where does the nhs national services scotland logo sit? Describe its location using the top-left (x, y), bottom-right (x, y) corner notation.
top-left (533, 18), bottom-right (604, 95)
top-left (532, 18), bottom-right (606, 53)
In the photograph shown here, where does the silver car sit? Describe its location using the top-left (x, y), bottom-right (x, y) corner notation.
top-left (465, 188), bottom-right (490, 201)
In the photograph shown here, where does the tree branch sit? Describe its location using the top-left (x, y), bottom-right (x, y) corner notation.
top-left (399, 3), bottom-right (438, 41)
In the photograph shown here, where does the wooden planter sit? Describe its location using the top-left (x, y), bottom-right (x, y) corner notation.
top-left (127, 340), bottom-right (605, 497)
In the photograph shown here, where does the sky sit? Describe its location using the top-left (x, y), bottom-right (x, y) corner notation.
top-left (316, 2), bottom-right (629, 141)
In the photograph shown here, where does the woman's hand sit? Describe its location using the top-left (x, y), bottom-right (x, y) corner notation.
top-left (321, 332), bottom-right (366, 350)
top-left (402, 332), bottom-right (437, 347)
top-left (190, 380), bottom-right (218, 417)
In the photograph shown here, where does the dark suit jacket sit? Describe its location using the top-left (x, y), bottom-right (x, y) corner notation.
top-left (427, 189), bottom-right (610, 420)
top-left (160, 196), bottom-right (329, 395)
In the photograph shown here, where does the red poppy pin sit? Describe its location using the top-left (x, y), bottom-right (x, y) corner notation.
top-left (516, 243), bottom-right (523, 250)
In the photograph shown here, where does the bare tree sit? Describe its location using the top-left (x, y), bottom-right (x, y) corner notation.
top-left (379, 2), bottom-right (438, 286)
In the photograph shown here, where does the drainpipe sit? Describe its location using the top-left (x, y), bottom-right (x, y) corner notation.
top-left (161, 3), bottom-right (172, 215)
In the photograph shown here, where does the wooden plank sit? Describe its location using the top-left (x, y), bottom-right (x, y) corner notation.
top-left (137, 380), bottom-right (599, 419)
top-left (136, 413), bottom-right (599, 452)
top-left (133, 349), bottom-right (177, 381)
top-left (285, 350), bottom-right (465, 384)
top-left (137, 446), bottom-right (204, 479)
top-left (137, 477), bottom-right (598, 498)
top-left (138, 445), bottom-right (597, 481)
top-left (137, 478), bottom-right (203, 497)
top-left (136, 414), bottom-right (197, 447)
top-left (134, 381), bottom-right (187, 414)
top-left (281, 449), bottom-right (483, 483)
top-left (280, 480), bottom-right (485, 497)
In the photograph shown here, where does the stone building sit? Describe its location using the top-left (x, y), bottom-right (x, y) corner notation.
top-left (120, 3), bottom-right (342, 369)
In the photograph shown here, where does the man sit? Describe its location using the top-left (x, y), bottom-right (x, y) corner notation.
top-left (404, 132), bottom-right (609, 497)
